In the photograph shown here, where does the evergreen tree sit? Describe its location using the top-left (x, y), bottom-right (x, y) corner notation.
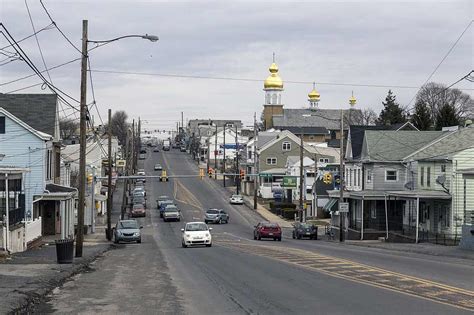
top-left (435, 103), bottom-right (460, 130)
top-left (411, 100), bottom-right (432, 130)
top-left (376, 90), bottom-right (407, 126)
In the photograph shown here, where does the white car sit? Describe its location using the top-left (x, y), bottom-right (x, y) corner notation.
top-left (137, 170), bottom-right (146, 182)
top-left (181, 222), bottom-right (212, 248)
top-left (229, 194), bottom-right (244, 205)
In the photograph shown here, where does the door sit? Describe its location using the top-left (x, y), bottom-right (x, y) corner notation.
top-left (41, 200), bottom-right (56, 235)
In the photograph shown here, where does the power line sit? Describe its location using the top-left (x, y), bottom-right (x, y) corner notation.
top-left (406, 20), bottom-right (473, 110)
top-left (0, 22), bottom-right (54, 51)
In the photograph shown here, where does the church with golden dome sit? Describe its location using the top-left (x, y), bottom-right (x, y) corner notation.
top-left (261, 57), bottom-right (363, 147)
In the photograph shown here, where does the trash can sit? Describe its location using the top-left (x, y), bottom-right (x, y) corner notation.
top-left (55, 238), bottom-right (74, 264)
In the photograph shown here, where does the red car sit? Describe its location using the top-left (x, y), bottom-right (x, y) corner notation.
top-left (130, 204), bottom-right (146, 217)
top-left (253, 222), bottom-right (282, 241)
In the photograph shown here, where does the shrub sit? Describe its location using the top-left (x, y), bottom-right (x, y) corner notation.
top-left (282, 208), bottom-right (298, 220)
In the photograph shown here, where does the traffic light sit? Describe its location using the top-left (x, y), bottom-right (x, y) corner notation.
top-left (323, 172), bottom-right (333, 184)
top-left (240, 169), bottom-right (245, 180)
top-left (87, 174), bottom-right (93, 184)
top-left (208, 167), bottom-right (214, 178)
top-left (334, 174), bottom-right (341, 189)
top-left (199, 168), bottom-right (205, 180)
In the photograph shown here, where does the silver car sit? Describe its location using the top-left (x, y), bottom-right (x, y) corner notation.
top-left (113, 220), bottom-right (143, 244)
top-left (163, 205), bottom-right (181, 222)
top-left (204, 209), bottom-right (229, 224)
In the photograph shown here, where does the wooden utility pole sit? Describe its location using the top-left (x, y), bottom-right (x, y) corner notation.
top-left (223, 124), bottom-right (226, 187)
top-left (235, 125), bottom-right (239, 194)
top-left (132, 119), bottom-right (135, 174)
top-left (121, 129), bottom-right (130, 220)
top-left (106, 109), bottom-right (113, 240)
top-left (299, 130), bottom-right (304, 222)
top-left (138, 117), bottom-right (141, 154)
top-left (339, 109), bottom-right (345, 242)
top-left (214, 124), bottom-right (218, 180)
top-left (313, 152), bottom-right (318, 218)
top-left (76, 19), bottom-right (88, 258)
top-left (253, 112), bottom-right (258, 210)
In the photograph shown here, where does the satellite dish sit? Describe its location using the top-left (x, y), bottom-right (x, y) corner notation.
top-left (404, 181), bottom-right (414, 190)
top-left (436, 175), bottom-right (446, 185)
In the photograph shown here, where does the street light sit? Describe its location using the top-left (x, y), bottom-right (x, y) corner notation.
top-left (76, 20), bottom-right (158, 258)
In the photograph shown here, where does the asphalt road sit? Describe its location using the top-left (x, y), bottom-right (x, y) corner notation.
top-left (39, 149), bottom-right (474, 314)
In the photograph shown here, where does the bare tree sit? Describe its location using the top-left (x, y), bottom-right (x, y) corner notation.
top-left (105, 111), bottom-right (129, 145)
top-left (360, 108), bottom-right (378, 125)
top-left (59, 118), bottom-right (79, 140)
top-left (416, 82), bottom-right (473, 121)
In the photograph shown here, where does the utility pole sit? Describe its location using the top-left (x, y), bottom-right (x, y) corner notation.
top-left (76, 19), bottom-right (88, 258)
top-left (253, 113), bottom-right (258, 210)
top-left (299, 130), bottom-right (304, 222)
top-left (4, 174), bottom-right (9, 253)
top-left (132, 119), bottom-right (135, 174)
top-left (121, 128), bottom-right (130, 220)
top-left (106, 109), bottom-right (113, 240)
top-left (223, 124), bottom-right (226, 187)
top-left (138, 117), bottom-right (141, 154)
top-left (313, 152), bottom-right (318, 218)
top-left (91, 166), bottom-right (96, 233)
top-left (214, 124), bottom-right (218, 180)
top-left (181, 111), bottom-right (184, 136)
top-left (339, 109), bottom-right (345, 242)
top-left (235, 124), bottom-right (239, 194)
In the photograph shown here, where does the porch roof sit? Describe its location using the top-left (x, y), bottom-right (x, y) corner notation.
top-left (38, 192), bottom-right (74, 201)
top-left (327, 190), bottom-right (350, 198)
top-left (386, 190), bottom-right (451, 200)
top-left (458, 168), bottom-right (474, 175)
top-left (260, 168), bottom-right (287, 175)
top-left (349, 190), bottom-right (387, 200)
top-left (95, 194), bottom-right (107, 201)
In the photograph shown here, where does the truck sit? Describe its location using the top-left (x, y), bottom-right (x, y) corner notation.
top-left (163, 139), bottom-right (170, 151)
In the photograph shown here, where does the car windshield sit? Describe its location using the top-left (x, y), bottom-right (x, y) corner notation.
top-left (186, 223), bottom-right (208, 231)
top-left (263, 223), bottom-right (278, 228)
top-left (207, 209), bottom-right (219, 214)
top-left (158, 196), bottom-right (170, 201)
top-left (165, 207), bottom-right (178, 212)
top-left (232, 195), bottom-right (242, 198)
top-left (299, 224), bottom-right (312, 229)
top-left (118, 221), bottom-right (138, 229)
top-left (132, 204), bottom-right (143, 209)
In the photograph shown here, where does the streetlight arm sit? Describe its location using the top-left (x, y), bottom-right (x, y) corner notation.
top-left (88, 34), bottom-right (159, 44)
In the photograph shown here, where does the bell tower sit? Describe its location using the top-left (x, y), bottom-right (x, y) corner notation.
top-left (262, 54), bottom-right (284, 130)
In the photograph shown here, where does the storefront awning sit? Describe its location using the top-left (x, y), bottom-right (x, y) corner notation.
top-left (323, 198), bottom-right (338, 211)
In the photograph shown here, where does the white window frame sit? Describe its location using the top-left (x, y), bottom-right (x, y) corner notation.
top-left (46, 150), bottom-right (52, 180)
top-left (420, 166), bottom-right (424, 186)
top-left (282, 141), bottom-right (291, 151)
top-left (367, 169), bottom-right (372, 183)
top-left (266, 157), bottom-right (277, 165)
top-left (385, 169), bottom-right (398, 182)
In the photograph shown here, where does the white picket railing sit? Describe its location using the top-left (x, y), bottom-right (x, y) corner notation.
top-left (24, 217), bottom-right (42, 244)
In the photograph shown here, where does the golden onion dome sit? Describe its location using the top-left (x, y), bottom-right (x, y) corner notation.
top-left (264, 62), bottom-right (283, 89)
top-left (308, 88), bottom-right (320, 101)
top-left (349, 93), bottom-right (357, 106)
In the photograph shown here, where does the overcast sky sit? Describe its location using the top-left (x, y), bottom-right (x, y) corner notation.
top-left (1, 0), bottom-right (472, 130)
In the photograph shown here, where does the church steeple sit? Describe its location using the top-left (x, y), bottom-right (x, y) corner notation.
top-left (263, 53), bottom-right (284, 105)
top-left (308, 82), bottom-right (320, 109)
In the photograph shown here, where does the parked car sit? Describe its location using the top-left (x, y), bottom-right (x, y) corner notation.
top-left (159, 200), bottom-right (175, 218)
top-left (292, 222), bottom-right (318, 240)
top-left (133, 186), bottom-right (146, 197)
top-left (180, 146), bottom-right (186, 152)
top-left (139, 153), bottom-right (146, 160)
top-left (229, 194), bottom-right (244, 205)
top-left (253, 222), bottom-right (282, 241)
top-left (130, 204), bottom-right (146, 218)
top-left (154, 164), bottom-right (163, 171)
top-left (156, 195), bottom-right (171, 209)
top-left (163, 205), bottom-right (181, 222)
top-left (132, 191), bottom-right (145, 200)
top-left (181, 222), bottom-right (212, 248)
top-left (137, 169), bottom-right (146, 182)
top-left (113, 219), bottom-right (142, 244)
top-left (132, 195), bottom-right (146, 206)
top-left (204, 209), bottom-right (229, 224)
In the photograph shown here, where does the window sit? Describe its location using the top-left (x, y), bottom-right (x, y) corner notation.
top-left (367, 170), bottom-right (372, 183)
top-left (440, 164), bottom-right (446, 173)
top-left (282, 141), bottom-right (291, 151)
top-left (46, 150), bottom-right (52, 180)
top-left (385, 170), bottom-right (398, 181)
top-left (266, 157), bottom-right (277, 165)
top-left (349, 169), bottom-right (352, 187)
top-left (357, 169), bottom-right (361, 187)
top-left (324, 158), bottom-right (329, 163)
top-left (426, 167), bottom-right (431, 187)
top-left (420, 166), bottom-right (424, 186)
top-left (0, 116), bottom-right (5, 134)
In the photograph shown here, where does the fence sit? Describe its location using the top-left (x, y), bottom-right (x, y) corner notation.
top-left (24, 217), bottom-right (42, 244)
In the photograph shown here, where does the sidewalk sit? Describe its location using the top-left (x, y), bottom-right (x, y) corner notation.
top-left (344, 239), bottom-right (474, 260)
top-left (240, 195), bottom-right (293, 228)
top-left (0, 182), bottom-right (123, 314)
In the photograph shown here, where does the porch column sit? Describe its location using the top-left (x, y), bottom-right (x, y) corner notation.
top-left (384, 194), bottom-right (389, 240)
top-left (5, 174), bottom-right (9, 253)
top-left (416, 197), bottom-right (420, 243)
top-left (60, 201), bottom-right (66, 239)
top-left (361, 197), bottom-right (364, 240)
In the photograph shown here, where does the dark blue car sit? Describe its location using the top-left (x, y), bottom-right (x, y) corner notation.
top-left (159, 200), bottom-right (174, 218)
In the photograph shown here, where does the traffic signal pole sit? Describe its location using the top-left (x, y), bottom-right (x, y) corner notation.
top-left (339, 109), bottom-right (345, 242)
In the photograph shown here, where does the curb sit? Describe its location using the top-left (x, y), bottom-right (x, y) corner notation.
top-left (8, 244), bottom-right (114, 314)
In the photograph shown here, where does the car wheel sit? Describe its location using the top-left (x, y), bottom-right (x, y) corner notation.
top-left (177, 218), bottom-right (181, 222)
top-left (253, 234), bottom-right (257, 240)
top-left (137, 239), bottom-right (142, 244)
top-left (257, 234), bottom-right (261, 241)
top-left (206, 243), bottom-right (212, 247)
top-left (182, 241), bottom-right (187, 248)
top-left (114, 236), bottom-right (119, 244)
top-left (218, 218), bottom-right (222, 224)
top-left (278, 237), bottom-right (282, 242)
top-left (205, 220), bottom-right (208, 224)
top-left (292, 231), bottom-right (295, 239)
top-left (297, 234), bottom-right (302, 240)
top-left (273, 238), bottom-right (277, 241)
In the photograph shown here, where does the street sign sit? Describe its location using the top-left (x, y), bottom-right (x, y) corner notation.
top-left (282, 176), bottom-right (297, 188)
top-left (338, 202), bottom-right (349, 213)
top-left (259, 173), bottom-right (272, 178)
